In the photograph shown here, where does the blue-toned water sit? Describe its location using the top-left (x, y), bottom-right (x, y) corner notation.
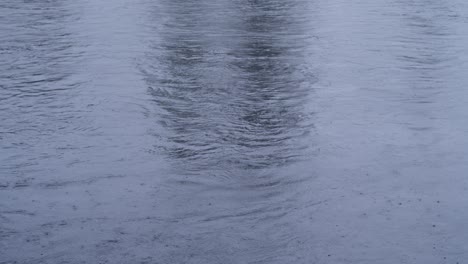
top-left (2, 1), bottom-right (468, 263)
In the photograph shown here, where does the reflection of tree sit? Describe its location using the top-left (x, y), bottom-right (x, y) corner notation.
top-left (143, 0), bottom-right (315, 172)
top-left (140, 2), bottom-right (318, 263)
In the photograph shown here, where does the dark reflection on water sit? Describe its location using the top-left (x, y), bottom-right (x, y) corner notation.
top-left (140, 1), bottom-right (317, 262)
top-left (143, 0), bottom-right (315, 173)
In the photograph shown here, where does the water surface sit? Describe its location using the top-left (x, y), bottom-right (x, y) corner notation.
top-left (2, 0), bottom-right (468, 263)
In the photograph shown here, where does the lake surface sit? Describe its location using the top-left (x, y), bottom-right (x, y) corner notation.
top-left (2, 0), bottom-right (468, 263)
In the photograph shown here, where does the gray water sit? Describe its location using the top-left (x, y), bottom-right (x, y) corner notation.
top-left (2, 0), bottom-right (468, 263)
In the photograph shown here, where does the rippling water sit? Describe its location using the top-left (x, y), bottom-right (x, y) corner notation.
top-left (2, 0), bottom-right (468, 263)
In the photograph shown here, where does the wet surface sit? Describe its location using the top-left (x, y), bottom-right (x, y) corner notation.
top-left (2, 0), bottom-right (468, 263)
